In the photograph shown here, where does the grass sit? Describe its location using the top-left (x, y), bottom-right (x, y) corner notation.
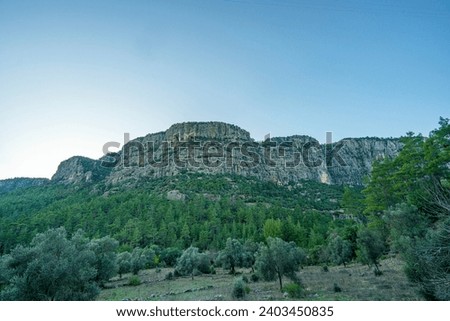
top-left (98, 256), bottom-right (422, 301)
top-left (299, 257), bottom-right (421, 300)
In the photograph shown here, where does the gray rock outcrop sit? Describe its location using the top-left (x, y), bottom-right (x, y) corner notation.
top-left (0, 177), bottom-right (49, 194)
top-left (50, 122), bottom-right (403, 187)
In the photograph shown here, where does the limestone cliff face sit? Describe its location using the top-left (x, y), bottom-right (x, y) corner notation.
top-left (51, 156), bottom-right (110, 185)
top-left (0, 177), bottom-right (49, 194)
top-left (326, 138), bottom-right (402, 185)
top-left (164, 122), bottom-right (251, 142)
top-left (51, 122), bottom-right (402, 187)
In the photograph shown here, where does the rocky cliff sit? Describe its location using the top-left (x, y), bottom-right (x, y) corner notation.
top-left (51, 122), bottom-right (403, 186)
top-left (51, 156), bottom-right (111, 185)
top-left (0, 177), bottom-right (49, 194)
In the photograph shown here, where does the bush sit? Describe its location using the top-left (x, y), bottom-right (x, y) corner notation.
top-left (326, 234), bottom-right (353, 266)
top-left (322, 265), bottom-right (329, 272)
top-left (333, 283), bottom-right (342, 293)
top-left (160, 247), bottom-right (182, 267)
top-left (374, 269), bottom-right (383, 277)
top-left (404, 217), bottom-right (450, 300)
top-left (142, 248), bottom-right (157, 269)
top-left (197, 253), bottom-right (212, 274)
top-left (283, 283), bottom-right (303, 299)
top-left (250, 273), bottom-right (260, 282)
top-left (175, 247), bottom-right (201, 279)
top-left (128, 275), bottom-right (141, 286)
top-left (231, 278), bottom-right (246, 300)
top-left (242, 275), bottom-right (249, 283)
top-left (165, 272), bottom-right (174, 280)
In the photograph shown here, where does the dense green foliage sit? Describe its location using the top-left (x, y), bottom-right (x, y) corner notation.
top-left (216, 238), bottom-right (250, 274)
top-left (356, 228), bottom-right (385, 273)
top-left (363, 117), bottom-right (450, 299)
top-left (117, 251), bottom-right (132, 278)
top-left (175, 246), bottom-right (209, 279)
top-left (325, 234), bottom-right (353, 267)
top-left (0, 172), bottom-right (360, 300)
top-left (283, 282), bottom-right (304, 298)
top-left (0, 173), bottom-right (353, 257)
top-left (231, 277), bottom-right (247, 299)
top-left (90, 236), bottom-right (119, 286)
top-left (0, 228), bottom-right (113, 300)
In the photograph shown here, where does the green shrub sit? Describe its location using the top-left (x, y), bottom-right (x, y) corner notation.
top-left (333, 283), bottom-right (342, 293)
top-left (197, 253), bottom-right (212, 274)
top-left (283, 283), bottom-right (303, 299)
top-left (250, 273), bottom-right (260, 282)
top-left (160, 247), bottom-right (182, 267)
top-left (242, 275), bottom-right (249, 283)
top-left (231, 278), bottom-right (246, 300)
top-left (128, 275), bottom-right (141, 286)
top-left (374, 269), bottom-right (383, 277)
top-left (165, 272), bottom-right (174, 280)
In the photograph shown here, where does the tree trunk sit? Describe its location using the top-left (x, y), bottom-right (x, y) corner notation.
top-left (277, 271), bottom-right (283, 291)
top-left (374, 262), bottom-right (380, 273)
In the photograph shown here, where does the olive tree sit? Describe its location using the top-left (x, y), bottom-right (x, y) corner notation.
top-left (216, 238), bottom-right (245, 274)
top-left (117, 251), bottom-right (132, 279)
top-left (175, 246), bottom-right (208, 280)
top-left (255, 237), bottom-right (306, 291)
top-left (130, 248), bottom-right (146, 275)
top-left (326, 234), bottom-right (353, 267)
top-left (356, 228), bottom-right (386, 274)
top-left (89, 236), bottom-right (119, 286)
top-left (0, 228), bottom-right (99, 300)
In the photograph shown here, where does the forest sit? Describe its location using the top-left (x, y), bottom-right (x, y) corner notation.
top-left (0, 118), bottom-right (448, 300)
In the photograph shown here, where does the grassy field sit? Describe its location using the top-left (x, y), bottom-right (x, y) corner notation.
top-left (98, 256), bottom-right (422, 301)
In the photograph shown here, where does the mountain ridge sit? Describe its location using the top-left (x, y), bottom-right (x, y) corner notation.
top-left (0, 177), bottom-right (50, 194)
top-left (1, 121), bottom-right (403, 192)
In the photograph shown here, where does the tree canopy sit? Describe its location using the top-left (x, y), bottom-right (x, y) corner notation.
top-left (363, 117), bottom-right (450, 298)
top-left (255, 237), bottom-right (306, 291)
top-left (0, 228), bottom-right (99, 300)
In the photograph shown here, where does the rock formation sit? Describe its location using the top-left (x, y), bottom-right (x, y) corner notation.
top-left (0, 177), bottom-right (49, 194)
top-left (49, 122), bottom-right (403, 187)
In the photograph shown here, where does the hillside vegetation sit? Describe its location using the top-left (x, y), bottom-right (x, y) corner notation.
top-left (0, 118), bottom-right (448, 300)
top-left (0, 173), bottom-right (349, 253)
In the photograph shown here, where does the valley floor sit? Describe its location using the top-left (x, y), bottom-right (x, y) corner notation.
top-left (98, 256), bottom-right (422, 301)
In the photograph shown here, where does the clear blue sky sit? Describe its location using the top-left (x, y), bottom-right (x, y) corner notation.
top-left (0, 0), bottom-right (449, 179)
